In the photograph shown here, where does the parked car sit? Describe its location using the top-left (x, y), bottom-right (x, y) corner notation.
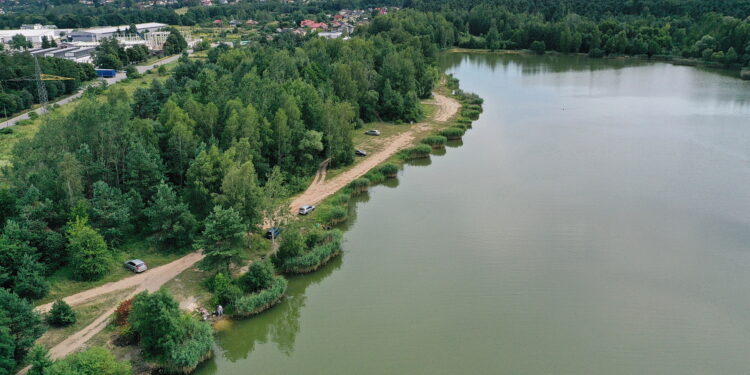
top-left (265, 227), bottom-right (282, 239)
top-left (355, 149), bottom-right (367, 156)
top-left (298, 205), bottom-right (315, 215)
top-left (364, 129), bottom-right (381, 136)
top-left (124, 259), bottom-right (147, 273)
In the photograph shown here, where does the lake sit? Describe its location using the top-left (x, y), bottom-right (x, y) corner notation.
top-left (195, 53), bottom-right (750, 375)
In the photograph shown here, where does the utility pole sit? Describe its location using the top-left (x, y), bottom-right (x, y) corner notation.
top-left (34, 55), bottom-right (48, 113)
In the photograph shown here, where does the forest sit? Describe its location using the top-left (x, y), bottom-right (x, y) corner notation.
top-left (0, 17), bottom-right (435, 373)
top-left (0, 0), bottom-right (748, 372)
top-left (0, 54), bottom-right (96, 116)
top-left (0, 0), bottom-right (401, 29)
top-left (360, 2), bottom-right (750, 67)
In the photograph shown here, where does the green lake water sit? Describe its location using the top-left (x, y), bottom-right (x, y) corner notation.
top-left (195, 53), bottom-right (750, 374)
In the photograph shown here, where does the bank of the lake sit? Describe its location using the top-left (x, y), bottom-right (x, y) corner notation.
top-left (449, 48), bottom-right (749, 80)
top-left (191, 51), bottom-right (750, 375)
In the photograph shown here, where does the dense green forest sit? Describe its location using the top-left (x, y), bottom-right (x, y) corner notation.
top-left (0, 54), bottom-right (96, 116)
top-left (1, 0), bottom-right (748, 372)
top-left (0, 17), bottom-right (435, 372)
top-left (3, 0), bottom-right (747, 65)
top-left (0, 0), bottom-right (401, 28)
top-left (359, 2), bottom-right (750, 67)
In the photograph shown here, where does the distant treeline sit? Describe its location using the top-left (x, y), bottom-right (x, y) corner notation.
top-left (358, 2), bottom-right (750, 67)
top-left (0, 54), bottom-right (96, 115)
top-left (405, 0), bottom-right (750, 20)
top-left (0, 0), bottom-right (402, 29)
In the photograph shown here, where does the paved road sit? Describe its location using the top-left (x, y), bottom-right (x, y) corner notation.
top-left (0, 52), bottom-right (185, 129)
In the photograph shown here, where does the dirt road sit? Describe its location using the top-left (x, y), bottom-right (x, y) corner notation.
top-left (35, 251), bottom-right (204, 360)
top-left (289, 93), bottom-right (459, 211)
top-left (24, 91), bottom-right (458, 369)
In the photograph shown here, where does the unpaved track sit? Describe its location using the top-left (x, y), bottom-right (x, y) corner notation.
top-left (34, 252), bottom-right (204, 360)
top-left (23, 92), bottom-right (458, 370)
top-left (289, 93), bottom-right (459, 211)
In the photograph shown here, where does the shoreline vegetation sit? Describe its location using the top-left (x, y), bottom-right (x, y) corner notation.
top-left (448, 48), bottom-right (750, 79)
top-left (307, 76), bottom-right (483, 234)
top-left (1, 0), bottom-right (746, 371)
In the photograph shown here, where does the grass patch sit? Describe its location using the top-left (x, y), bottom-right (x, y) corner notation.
top-left (421, 135), bottom-right (448, 148)
top-left (329, 192), bottom-right (351, 206)
top-left (363, 170), bottom-right (386, 185)
top-left (378, 163), bottom-right (400, 177)
top-left (36, 287), bottom-right (136, 350)
top-left (316, 205), bottom-right (348, 225)
top-left (40, 239), bottom-right (186, 305)
top-left (349, 177), bottom-right (370, 193)
top-left (439, 127), bottom-right (466, 140)
top-left (400, 144), bottom-right (433, 160)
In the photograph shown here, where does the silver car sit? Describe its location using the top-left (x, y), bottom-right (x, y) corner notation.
top-left (298, 205), bottom-right (315, 215)
top-left (124, 259), bottom-right (147, 273)
top-left (364, 129), bottom-right (380, 136)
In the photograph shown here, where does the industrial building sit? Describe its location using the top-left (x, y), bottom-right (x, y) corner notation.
top-left (68, 23), bottom-right (167, 42)
top-left (0, 28), bottom-right (59, 48)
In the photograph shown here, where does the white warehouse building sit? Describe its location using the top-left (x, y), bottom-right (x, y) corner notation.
top-left (0, 29), bottom-right (58, 48)
top-left (68, 22), bottom-right (167, 42)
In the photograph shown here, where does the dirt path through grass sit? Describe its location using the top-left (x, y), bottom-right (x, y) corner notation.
top-left (31, 251), bottom-right (204, 363)
top-left (23, 92), bottom-right (458, 370)
top-left (289, 93), bottom-right (459, 213)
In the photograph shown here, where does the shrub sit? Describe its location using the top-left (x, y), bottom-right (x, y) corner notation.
top-left (589, 48), bottom-right (604, 58)
top-left (463, 93), bottom-right (483, 105)
top-left (276, 231), bottom-right (343, 274)
top-left (378, 163), bottom-right (399, 177)
top-left (466, 104), bottom-right (483, 113)
top-left (66, 218), bottom-right (112, 281)
top-left (129, 290), bottom-right (213, 372)
top-left (232, 277), bottom-right (287, 318)
top-left (47, 347), bottom-right (130, 375)
top-left (27, 345), bottom-right (52, 375)
top-left (47, 300), bottom-right (76, 327)
top-left (114, 299), bottom-right (132, 327)
top-left (318, 205), bottom-right (347, 225)
top-left (304, 228), bottom-right (326, 248)
top-left (329, 192), bottom-right (351, 206)
top-left (276, 227), bottom-right (306, 262)
top-left (208, 273), bottom-right (242, 306)
top-left (0, 128), bottom-right (12, 135)
top-left (364, 171), bottom-right (385, 185)
top-left (455, 117), bottom-right (472, 125)
top-left (742, 68), bottom-right (750, 80)
top-left (239, 260), bottom-right (275, 294)
top-left (461, 108), bottom-right (481, 120)
top-left (114, 324), bottom-right (138, 347)
top-left (530, 40), bottom-right (546, 54)
top-left (400, 144), bottom-right (432, 159)
top-left (125, 65), bottom-right (141, 79)
top-left (439, 127), bottom-right (465, 140)
top-left (27, 111), bottom-right (39, 120)
top-left (421, 135), bottom-right (448, 149)
top-left (349, 178), bottom-right (370, 193)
